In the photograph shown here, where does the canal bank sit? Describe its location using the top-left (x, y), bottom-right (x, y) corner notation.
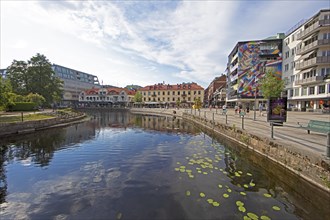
top-left (0, 110), bottom-right (87, 137)
top-left (130, 108), bottom-right (330, 193)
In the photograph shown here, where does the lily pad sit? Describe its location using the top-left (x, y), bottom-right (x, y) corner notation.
top-left (174, 168), bottom-right (180, 171)
top-left (227, 189), bottom-right (232, 193)
top-left (218, 184), bottom-right (223, 188)
top-left (263, 193), bottom-right (272, 198)
top-left (186, 190), bottom-right (191, 196)
top-left (246, 172), bottom-right (252, 176)
top-left (243, 216), bottom-right (251, 220)
top-left (247, 212), bottom-right (259, 220)
top-left (243, 184), bottom-right (249, 188)
top-left (236, 201), bottom-right (244, 206)
top-left (212, 201), bottom-right (220, 207)
top-left (200, 192), bottom-right (206, 198)
top-left (260, 216), bottom-right (271, 220)
top-left (238, 206), bottom-right (246, 213)
top-left (272, 206), bottom-right (281, 211)
top-left (249, 182), bottom-right (255, 187)
top-left (223, 193), bottom-right (229, 198)
top-left (240, 192), bottom-right (247, 196)
top-left (207, 199), bottom-right (214, 204)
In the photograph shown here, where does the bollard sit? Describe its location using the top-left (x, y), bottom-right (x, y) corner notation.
top-left (21, 112), bottom-right (24, 122)
top-left (241, 115), bottom-right (244, 130)
top-left (327, 132), bottom-right (330, 158)
top-left (271, 122), bottom-right (274, 139)
top-left (225, 114), bottom-right (228, 124)
top-left (204, 111), bottom-right (206, 118)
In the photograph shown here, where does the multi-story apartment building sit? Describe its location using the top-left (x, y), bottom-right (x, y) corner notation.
top-left (52, 64), bottom-right (101, 106)
top-left (79, 87), bottom-right (135, 107)
top-left (206, 75), bottom-right (226, 107)
top-left (139, 82), bottom-right (204, 108)
top-left (226, 34), bottom-right (284, 108)
top-left (283, 9), bottom-right (330, 111)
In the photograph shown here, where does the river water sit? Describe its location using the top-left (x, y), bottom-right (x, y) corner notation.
top-left (0, 111), bottom-right (328, 220)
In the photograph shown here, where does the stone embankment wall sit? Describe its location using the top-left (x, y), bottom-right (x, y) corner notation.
top-left (0, 113), bottom-right (86, 137)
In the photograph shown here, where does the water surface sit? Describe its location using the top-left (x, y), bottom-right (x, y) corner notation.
top-left (0, 111), bottom-right (327, 219)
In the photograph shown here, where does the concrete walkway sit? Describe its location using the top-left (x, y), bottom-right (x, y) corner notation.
top-left (131, 108), bottom-right (330, 164)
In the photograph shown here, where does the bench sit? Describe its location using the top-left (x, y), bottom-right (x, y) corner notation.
top-left (299, 120), bottom-right (330, 134)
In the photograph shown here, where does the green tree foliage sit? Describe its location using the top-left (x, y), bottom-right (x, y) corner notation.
top-left (6, 60), bottom-right (28, 95)
top-left (134, 91), bottom-right (143, 102)
top-left (25, 93), bottom-right (46, 107)
top-left (259, 70), bottom-right (285, 99)
top-left (0, 77), bottom-right (13, 109)
top-left (6, 53), bottom-right (63, 106)
top-left (194, 97), bottom-right (202, 109)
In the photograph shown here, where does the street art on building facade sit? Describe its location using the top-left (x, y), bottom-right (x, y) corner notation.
top-left (237, 42), bottom-right (282, 98)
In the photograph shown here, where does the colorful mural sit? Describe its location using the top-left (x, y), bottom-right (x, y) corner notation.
top-left (236, 41), bottom-right (282, 98)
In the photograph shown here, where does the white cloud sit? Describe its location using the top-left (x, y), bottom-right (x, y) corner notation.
top-left (1, 0), bottom-right (328, 88)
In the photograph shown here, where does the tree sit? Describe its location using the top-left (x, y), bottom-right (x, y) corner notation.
top-left (259, 70), bottom-right (285, 99)
top-left (133, 91), bottom-right (143, 103)
top-left (25, 93), bottom-right (46, 107)
top-left (194, 97), bottom-right (202, 110)
top-left (0, 77), bottom-right (12, 109)
top-left (27, 53), bottom-right (63, 106)
top-left (6, 53), bottom-right (63, 106)
top-left (6, 60), bottom-right (28, 95)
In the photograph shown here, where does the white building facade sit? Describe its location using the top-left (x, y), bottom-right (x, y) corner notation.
top-left (283, 9), bottom-right (330, 111)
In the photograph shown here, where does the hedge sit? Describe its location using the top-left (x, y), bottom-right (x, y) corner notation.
top-left (9, 102), bottom-right (37, 111)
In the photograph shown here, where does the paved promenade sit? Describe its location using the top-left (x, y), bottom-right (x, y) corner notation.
top-left (132, 107), bottom-right (330, 164)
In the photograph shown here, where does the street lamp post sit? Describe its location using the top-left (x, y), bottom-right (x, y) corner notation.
top-left (253, 76), bottom-right (258, 121)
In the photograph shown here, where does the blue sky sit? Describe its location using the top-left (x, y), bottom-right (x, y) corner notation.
top-left (0, 0), bottom-right (328, 88)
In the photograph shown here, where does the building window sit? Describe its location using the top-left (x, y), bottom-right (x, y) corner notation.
top-left (302, 87), bottom-right (307, 96)
top-left (284, 64), bottom-right (289, 71)
top-left (285, 51), bottom-right (290, 59)
top-left (168, 91), bottom-right (170, 95)
top-left (178, 91), bottom-right (180, 95)
top-left (294, 88), bottom-right (299, 96)
top-left (319, 85), bottom-right (325, 94)
top-left (321, 68), bottom-right (330, 76)
top-left (172, 97), bottom-right (175, 101)
top-left (172, 91), bottom-right (175, 95)
top-left (291, 61), bottom-right (295, 69)
top-left (321, 50), bottom-right (330, 56)
top-left (289, 89), bottom-right (293, 97)
top-left (309, 87), bottom-right (314, 95)
top-left (198, 91), bottom-right (201, 95)
top-left (291, 48), bottom-right (295, 56)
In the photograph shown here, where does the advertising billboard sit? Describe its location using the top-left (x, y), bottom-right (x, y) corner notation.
top-left (267, 97), bottom-right (287, 122)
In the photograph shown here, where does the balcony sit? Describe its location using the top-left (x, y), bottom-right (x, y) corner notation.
top-left (296, 56), bottom-right (330, 70)
top-left (297, 19), bottom-right (330, 40)
top-left (296, 39), bottom-right (330, 55)
top-left (295, 76), bottom-right (324, 85)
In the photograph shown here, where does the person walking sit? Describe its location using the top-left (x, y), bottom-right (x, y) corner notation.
top-left (259, 103), bottom-right (263, 116)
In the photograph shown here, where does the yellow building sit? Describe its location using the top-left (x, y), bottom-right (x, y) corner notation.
top-left (138, 82), bottom-right (204, 108)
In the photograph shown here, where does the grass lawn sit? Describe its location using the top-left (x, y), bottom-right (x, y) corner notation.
top-left (0, 113), bottom-right (54, 123)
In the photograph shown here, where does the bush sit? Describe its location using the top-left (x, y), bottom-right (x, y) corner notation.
top-left (8, 102), bottom-right (37, 111)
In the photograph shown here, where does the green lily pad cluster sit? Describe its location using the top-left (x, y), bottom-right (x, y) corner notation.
top-left (174, 139), bottom-right (283, 219)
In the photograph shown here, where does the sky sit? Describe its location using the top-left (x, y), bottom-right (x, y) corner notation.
top-left (0, 0), bottom-right (329, 88)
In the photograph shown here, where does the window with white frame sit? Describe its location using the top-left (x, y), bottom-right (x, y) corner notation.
top-left (294, 88), bottom-right (299, 96)
top-left (309, 87), bottom-right (315, 95)
top-left (284, 64), bottom-right (289, 71)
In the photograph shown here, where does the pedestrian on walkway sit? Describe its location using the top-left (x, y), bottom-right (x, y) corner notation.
top-left (234, 105), bottom-right (238, 114)
top-left (259, 103), bottom-right (263, 116)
